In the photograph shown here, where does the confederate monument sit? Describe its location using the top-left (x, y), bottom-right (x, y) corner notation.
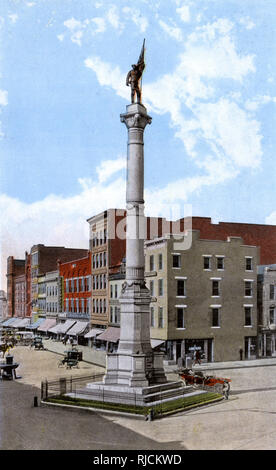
top-left (86, 41), bottom-right (184, 405)
top-left (103, 39), bottom-right (167, 389)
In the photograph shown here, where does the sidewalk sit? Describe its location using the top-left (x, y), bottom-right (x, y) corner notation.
top-left (166, 357), bottom-right (276, 373)
top-left (44, 339), bottom-right (276, 373)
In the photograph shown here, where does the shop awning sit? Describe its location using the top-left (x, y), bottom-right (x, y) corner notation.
top-left (26, 318), bottom-right (46, 330)
top-left (96, 327), bottom-right (120, 343)
top-left (58, 320), bottom-right (77, 334)
top-left (84, 328), bottom-right (103, 339)
top-left (1, 317), bottom-right (19, 327)
top-left (49, 320), bottom-right (76, 335)
top-left (48, 324), bottom-right (61, 334)
top-left (67, 321), bottom-right (89, 336)
top-left (10, 318), bottom-right (31, 328)
top-left (37, 318), bottom-right (56, 332)
top-left (151, 339), bottom-right (165, 349)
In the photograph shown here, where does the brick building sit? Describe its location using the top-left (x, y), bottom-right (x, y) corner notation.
top-left (30, 244), bottom-right (88, 318)
top-left (87, 208), bottom-right (170, 329)
top-left (58, 251), bottom-right (91, 321)
top-left (6, 256), bottom-right (25, 317)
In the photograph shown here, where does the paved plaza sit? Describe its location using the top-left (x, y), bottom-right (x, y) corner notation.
top-left (1, 343), bottom-right (276, 450)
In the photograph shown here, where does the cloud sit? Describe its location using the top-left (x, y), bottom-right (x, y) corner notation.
top-left (64, 18), bottom-right (83, 31)
top-left (91, 17), bottom-right (106, 34)
top-left (0, 89), bottom-right (8, 106)
top-left (122, 7), bottom-right (148, 33)
top-left (176, 5), bottom-right (191, 23)
top-left (245, 95), bottom-right (276, 111)
top-left (266, 212), bottom-right (276, 225)
top-left (96, 156), bottom-right (126, 183)
top-left (8, 14), bottom-right (18, 24)
top-left (107, 5), bottom-right (123, 31)
top-left (158, 19), bottom-right (183, 42)
top-left (239, 17), bottom-right (255, 30)
top-left (84, 56), bottom-right (129, 100)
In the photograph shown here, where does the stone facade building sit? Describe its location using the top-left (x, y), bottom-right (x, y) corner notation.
top-left (14, 274), bottom-right (26, 317)
top-left (258, 265), bottom-right (276, 357)
top-left (45, 270), bottom-right (60, 318)
top-left (0, 290), bottom-right (7, 321)
top-left (144, 230), bottom-right (259, 363)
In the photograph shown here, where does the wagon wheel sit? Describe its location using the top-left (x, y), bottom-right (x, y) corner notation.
top-left (57, 359), bottom-right (64, 367)
top-left (180, 378), bottom-right (186, 387)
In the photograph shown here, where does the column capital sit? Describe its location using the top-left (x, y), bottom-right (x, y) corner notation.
top-left (120, 103), bottom-right (152, 129)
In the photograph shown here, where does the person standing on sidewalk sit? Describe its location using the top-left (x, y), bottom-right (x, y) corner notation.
top-left (223, 381), bottom-right (230, 400)
top-left (239, 348), bottom-right (243, 361)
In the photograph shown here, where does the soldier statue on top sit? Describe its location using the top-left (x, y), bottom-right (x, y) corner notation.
top-left (126, 39), bottom-right (145, 104)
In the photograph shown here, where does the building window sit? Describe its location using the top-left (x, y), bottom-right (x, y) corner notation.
top-left (245, 257), bottom-right (253, 271)
top-left (150, 280), bottom-right (154, 297)
top-left (115, 284), bottom-right (118, 298)
top-left (114, 306), bottom-right (120, 324)
top-left (203, 256), bottom-right (211, 270)
top-left (177, 279), bottom-right (186, 297)
top-left (110, 306), bottom-right (113, 323)
top-left (149, 255), bottom-right (155, 272)
top-left (150, 307), bottom-right (155, 327)
top-left (158, 253), bottom-right (163, 270)
top-left (244, 306), bottom-right (252, 326)
top-left (212, 308), bottom-right (220, 327)
top-left (176, 308), bottom-right (185, 329)
top-left (216, 257), bottom-right (224, 270)
top-left (212, 280), bottom-right (220, 296)
top-left (172, 254), bottom-right (181, 268)
top-left (270, 306), bottom-right (276, 325)
top-left (158, 307), bottom-right (164, 328)
top-left (158, 279), bottom-right (163, 296)
top-left (270, 284), bottom-right (275, 300)
top-left (245, 281), bottom-right (253, 297)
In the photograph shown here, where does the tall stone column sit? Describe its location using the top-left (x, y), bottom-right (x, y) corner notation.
top-left (118, 103), bottom-right (152, 356)
top-left (103, 103), bottom-right (167, 387)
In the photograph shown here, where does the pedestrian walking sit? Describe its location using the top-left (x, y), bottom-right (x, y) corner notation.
top-left (193, 349), bottom-right (201, 366)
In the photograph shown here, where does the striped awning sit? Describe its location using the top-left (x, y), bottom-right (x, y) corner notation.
top-left (49, 320), bottom-right (76, 335)
top-left (10, 318), bottom-right (31, 328)
top-left (96, 327), bottom-right (120, 343)
top-left (37, 318), bottom-right (56, 332)
top-left (48, 324), bottom-right (61, 334)
top-left (66, 321), bottom-right (89, 336)
top-left (2, 317), bottom-right (19, 327)
top-left (84, 328), bottom-right (103, 339)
